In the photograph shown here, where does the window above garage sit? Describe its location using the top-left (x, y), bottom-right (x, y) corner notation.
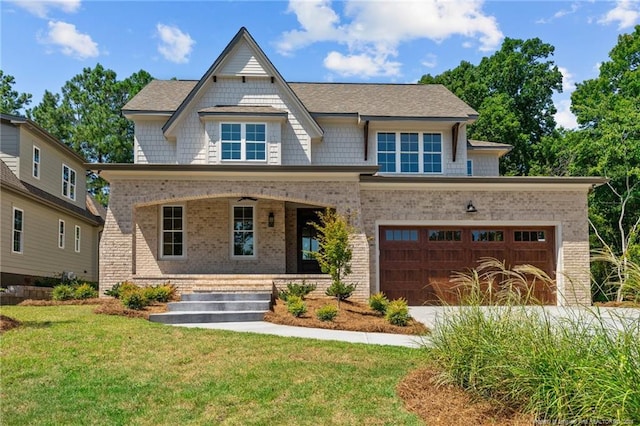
top-left (377, 131), bottom-right (443, 174)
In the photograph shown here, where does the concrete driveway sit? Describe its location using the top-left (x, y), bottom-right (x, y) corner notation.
top-left (409, 305), bottom-right (640, 333)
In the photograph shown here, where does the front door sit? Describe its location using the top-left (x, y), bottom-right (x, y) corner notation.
top-left (297, 209), bottom-right (322, 273)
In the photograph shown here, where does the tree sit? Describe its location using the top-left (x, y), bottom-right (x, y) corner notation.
top-left (567, 26), bottom-right (640, 299)
top-left (310, 209), bottom-right (357, 307)
top-left (0, 70), bottom-right (32, 114)
top-left (420, 38), bottom-right (563, 175)
top-left (27, 65), bottom-right (153, 205)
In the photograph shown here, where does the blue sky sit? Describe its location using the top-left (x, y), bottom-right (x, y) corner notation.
top-left (1, 1), bottom-right (638, 128)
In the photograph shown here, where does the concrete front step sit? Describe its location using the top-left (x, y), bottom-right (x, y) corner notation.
top-left (148, 291), bottom-right (272, 324)
top-left (167, 300), bottom-right (271, 312)
top-left (149, 311), bottom-right (266, 324)
top-left (183, 292), bottom-right (272, 302)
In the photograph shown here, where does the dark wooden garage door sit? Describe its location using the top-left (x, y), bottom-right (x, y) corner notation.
top-left (379, 226), bottom-right (556, 305)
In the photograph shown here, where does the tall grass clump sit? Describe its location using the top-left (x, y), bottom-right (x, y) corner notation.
top-left (429, 258), bottom-right (640, 423)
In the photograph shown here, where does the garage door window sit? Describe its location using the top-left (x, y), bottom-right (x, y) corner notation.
top-left (471, 230), bottom-right (504, 242)
top-left (428, 230), bottom-right (462, 241)
top-left (385, 229), bottom-right (418, 241)
top-left (515, 230), bottom-right (546, 242)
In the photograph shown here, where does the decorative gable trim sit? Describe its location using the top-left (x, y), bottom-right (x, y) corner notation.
top-left (162, 27), bottom-right (323, 141)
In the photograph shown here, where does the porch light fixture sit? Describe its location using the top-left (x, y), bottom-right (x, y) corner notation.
top-left (466, 201), bottom-right (477, 213)
top-left (268, 211), bottom-right (275, 227)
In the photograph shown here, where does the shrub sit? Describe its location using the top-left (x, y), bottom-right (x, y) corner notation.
top-left (110, 281), bottom-right (139, 299)
top-left (140, 284), bottom-right (175, 303)
top-left (385, 298), bottom-right (411, 326)
top-left (286, 295), bottom-right (307, 318)
top-left (369, 292), bottom-right (389, 314)
top-left (52, 284), bottom-right (75, 301)
top-left (121, 289), bottom-right (148, 310)
top-left (316, 304), bottom-right (338, 321)
top-left (325, 280), bottom-right (357, 302)
top-left (278, 281), bottom-right (317, 301)
top-left (104, 282), bottom-right (122, 298)
top-left (74, 283), bottom-right (98, 299)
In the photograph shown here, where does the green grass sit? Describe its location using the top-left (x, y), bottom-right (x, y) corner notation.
top-left (0, 305), bottom-right (425, 425)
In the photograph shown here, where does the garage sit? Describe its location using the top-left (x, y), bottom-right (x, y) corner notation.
top-left (379, 226), bottom-right (556, 305)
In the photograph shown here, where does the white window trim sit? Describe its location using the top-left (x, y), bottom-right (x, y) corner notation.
top-left (33, 146), bottom-right (40, 179)
top-left (58, 219), bottom-right (65, 249)
top-left (467, 159), bottom-right (473, 176)
top-left (376, 131), bottom-right (443, 175)
top-left (62, 164), bottom-right (77, 201)
top-left (230, 203), bottom-right (257, 259)
top-left (220, 122), bottom-right (267, 162)
top-left (159, 204), bottom-right (186, 260)
top-left (12, 207), bottom-right (24, 254)
top-left (74, 225), bottom-right (81, 253)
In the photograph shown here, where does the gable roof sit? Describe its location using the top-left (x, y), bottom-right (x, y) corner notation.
top-left (161, 27), bottom-right (323, 140)
top-left (122, 80), bottom-right (197, 114)
top-left (1, 113), bottom-right (87, 164)
top-left (0, 160), bottom-right (103, 226)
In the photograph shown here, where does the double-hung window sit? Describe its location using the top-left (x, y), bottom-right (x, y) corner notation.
top-left (161, 205), bottom-right (184, 258)
top-left (33, 146), bottom-right (40, 179)
top-left (221, 123), bottom-right (266, 161)
top-left (75, 225), bottom-right (81, 252)
top-left (467, 160), bottom-right (473, 176)
top-left (377, 132), bottom-right (442, 174)
top-left (62, 164), bottom-right (76, 201)
top-left (12, 208), bottom-right (23, 254)
top-left (232, 206), bottom-right (255, 257)
top-left (58, 220), bottom-right (65, 249)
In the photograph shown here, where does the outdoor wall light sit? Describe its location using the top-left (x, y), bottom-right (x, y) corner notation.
top-left (268, 211), bottom-right (275, 227)
top-left (466, 201), bottom-right (478, 213)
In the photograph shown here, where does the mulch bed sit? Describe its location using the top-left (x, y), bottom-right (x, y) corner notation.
top-left (0, 315), bottom-right (21, 333)
top-left (264, 297), bottom-right (429, 335)
top-left (398, 368), bottom-right (534, 425)
top-left (594, 301), bottom-right (640, 308)
top-left (17, 298), bottom-right (168, 319)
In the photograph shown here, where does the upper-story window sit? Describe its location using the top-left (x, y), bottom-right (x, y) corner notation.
top-left (377, 132), bottom-right (442, 174)
top-left (33, 146), bottom-right (40, 179)
top-left (62, 164), bottom-right (76, 201)
top-left (467, 160), bottom-right (473, 176)
top-left (221, 123), bottom-right (266, 161)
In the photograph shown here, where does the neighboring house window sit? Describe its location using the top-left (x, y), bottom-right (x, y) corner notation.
top-left (232, 205), bottom-right (255, 257)
top-left (75, 225), bottom-right (81, 252)
top-left (33, 146), bottom-right (40, 179)
top-left (161, 205), bottom-right (184, 258)
top-left (221, 123), bottom-right (266, 161)
top-left (58, 220), bottom-right (65, 249)
top-left (377, 132), bottom-right (442, 174)
top-left (467, 160), bottom-right (473, 176)
top-left (62, 164), bottom-right (76, 201)
top-left (377, 132), bottom-right (396, 173)
top-left (12, 208), bottom-right (24, 254)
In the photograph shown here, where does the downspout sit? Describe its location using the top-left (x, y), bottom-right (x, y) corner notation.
top-left (364, 120), bottom-right (369, 161)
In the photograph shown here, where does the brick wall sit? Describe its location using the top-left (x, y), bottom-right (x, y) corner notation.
top-left (359, 187), bottom-right (592, 305)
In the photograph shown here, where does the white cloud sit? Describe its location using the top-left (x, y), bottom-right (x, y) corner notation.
top-left (156, 23), bottom-right (195, 64)
top-left (324, 51), bottom-right (401, 77)
top-left (278, 0), bottom-right (503, 77)
top-left (38, 20), bottom-right (98, 59)
top-left (421, 54), bottom-right (437, 69)
top-left (598, 0), bottom-right (640, 29)
top-left (10, 0), bottom-right (81, 18)
top-left (555, 99), bottom-right (578, 129)
top-left (558, 66), bottom-right (576, 92)
top-left (536, 2), bottom-right (580, 24)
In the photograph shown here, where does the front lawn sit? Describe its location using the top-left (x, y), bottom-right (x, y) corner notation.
top-left (0, 305), bottom-right (425, 425)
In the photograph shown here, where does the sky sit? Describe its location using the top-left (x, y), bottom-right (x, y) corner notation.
top-left (1, 0), bottom-right (638, 129)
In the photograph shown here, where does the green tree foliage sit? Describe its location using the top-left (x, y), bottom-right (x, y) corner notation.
top-left (28, 64), bottom-right (153, 205)
top-left (569, 26), bottom-right (640, 297)
top-left (420, 38), bottom-right (563, 175)
top-left (0, 70), bottom-right (32, 114)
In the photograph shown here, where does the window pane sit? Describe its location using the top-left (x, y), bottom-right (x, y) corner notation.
top-left (377, 133), bottom-right (396, 173)
top-left (246, 142), bottom-right (266, 160)
top-left (246, 124), bottom-right (266, 141)
top-left (221, 123), bottom-right (241, 141)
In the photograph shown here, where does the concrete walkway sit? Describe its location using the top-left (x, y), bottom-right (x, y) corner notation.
top-left (172, 305), bottom-right (639, 349)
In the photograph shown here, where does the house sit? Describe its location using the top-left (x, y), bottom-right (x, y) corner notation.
top-left (94, 27), bottom-right (604, 306)
top-left (1, 113), bottom-right (104, 287)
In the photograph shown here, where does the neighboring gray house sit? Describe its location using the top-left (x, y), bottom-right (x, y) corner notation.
top-left (94, 28), bottom-right (604, 306)
top-left (1, 114), bottom-right (104, 286)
